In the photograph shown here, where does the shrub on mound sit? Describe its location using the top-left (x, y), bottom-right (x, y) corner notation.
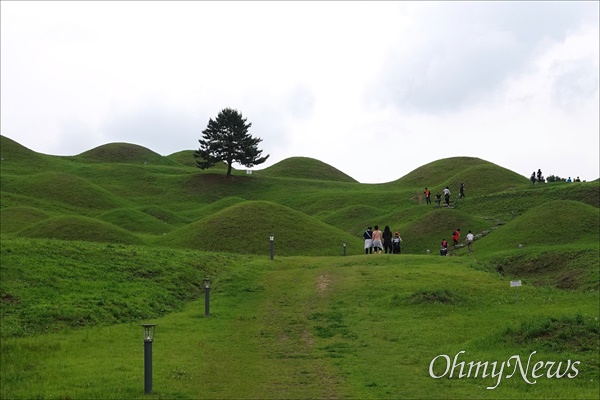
top-left (159, 200), bottom-right (363, 256)
top-left (17, 215), bottom-right (142, 245)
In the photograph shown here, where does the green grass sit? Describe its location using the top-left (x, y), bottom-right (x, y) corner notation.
top-left (0, 134), bottom-right (598, 398)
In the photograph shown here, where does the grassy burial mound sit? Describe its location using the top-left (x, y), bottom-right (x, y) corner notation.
top-left (390, 156), bottom-right (528, 195)
top-left (77, 142), bottom-right (180, 166)
top-left (16, 215), bottom-right (142, 245)
top-left (257, 156), bottom-right (358, 183)
top-left (0, 206), bottom-right (51, 234)
top-left (476, 200), bottom-right (600, 251)
top-left (96, 208), bottom-right (174, 235)
top-left (158, 200), bottom-right (364, 256)
top-left (0, 171), bottom-right (125, 214)
top-left (0, 136), bottom-right (68, 176)
top-left (475, 200), bottom-right (600, 290)
top-left (167, 149), bottom-right (229, 171)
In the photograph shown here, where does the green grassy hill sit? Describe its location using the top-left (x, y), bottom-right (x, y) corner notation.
top-left (16, 215), bottom-right (143, 245)
top-left (257, 156), bottom-right (358, 183)
top-left (0, 134), bottom-right (598, 399)
top-left (77, 142), bottom-right (180, 166)
top-left (158, 200), bottom-right (363, 256)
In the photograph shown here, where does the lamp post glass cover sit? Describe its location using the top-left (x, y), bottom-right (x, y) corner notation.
top-left (140, 324), bottom-right (157, 342)
top-left (269, 233), bottom-right (275, 242)
top-left (204, 278), bottom-right (211, 289)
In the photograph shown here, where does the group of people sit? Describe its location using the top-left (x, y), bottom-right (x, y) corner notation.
top-left (424, 183), bottom-right (465, 208)
top-left (363, 226), bottom-right (403, 254)
top-left (440, 228), bottom-right (475, 256)
top-left (566, 176), bottom-right (581, 183)
top-left (530, 169), bottom-right (544, 184)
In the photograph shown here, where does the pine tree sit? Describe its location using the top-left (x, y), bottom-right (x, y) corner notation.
top-left (194, 108), bottom-right (269, 177)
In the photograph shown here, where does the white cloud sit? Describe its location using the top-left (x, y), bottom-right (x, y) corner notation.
top-left (1, 1), bottom-right (598, 183)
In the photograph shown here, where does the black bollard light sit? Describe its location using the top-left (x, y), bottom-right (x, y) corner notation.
top-left (140, 323), bottom-right (157, 395)
top-left (204, 278), bottom-right (211, 317)
top-left (343, 242), bottom-right (347, 256)
top-left (269, 233), bottom-right (275, 260)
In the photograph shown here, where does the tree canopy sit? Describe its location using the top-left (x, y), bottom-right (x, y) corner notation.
top-left (194, 108), bottom-right (269, 177)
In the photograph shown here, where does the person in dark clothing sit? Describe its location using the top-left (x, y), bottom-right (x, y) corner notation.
top-left (424, 188), bottom-right (431, 205)
top-left (435, 193), bottom-right (442, 208)
top-left (363, 226), bottom-right (373, 254)
top-left (530, 172), bottom-right (536, 185)
top-left (459, 183), bottom-right (465, 198)
top-left (537, 169), bottom-right (543, 183)
top-left (383, 226), bottom-right (393, 254)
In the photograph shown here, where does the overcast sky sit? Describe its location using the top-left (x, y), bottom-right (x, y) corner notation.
top-left (1, 1), bottom-right (598, 183)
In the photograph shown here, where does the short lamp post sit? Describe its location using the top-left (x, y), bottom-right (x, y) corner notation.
top-left (204, 278), bottom-right (211, 317)
top-left (269, 233), bottom-right (275, 260)
top-left (140, 323), bottom-right (157, 395)
top-left (343, 242), bottom-right (347, 256)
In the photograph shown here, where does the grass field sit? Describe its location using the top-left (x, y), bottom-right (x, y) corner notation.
top-left (0, 134), bottom-right (598, 399)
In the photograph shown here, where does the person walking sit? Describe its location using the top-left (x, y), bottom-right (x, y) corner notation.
top-left (443, 186), bottom-right (451, 207)
top-left (530, 172), bottom-right (536, 185)
top-left (452, 228), bottom-right (461, 246)
top-left (435, 193), bottom-right (442, 208)
top-left (424, 188), bottom-right (431, 205)
top-left (392, 232), bottom-right (402, 254)
top-left (383, 226), bottom-right (393, 254)
top-left (363, 226), bottom-right (373, 254)
top-left (466, 230), bottom-right (474, 252)
top-left (372, 225), bottom-right (384, 254)
top-left (459, 183), bottom-right (465, 199)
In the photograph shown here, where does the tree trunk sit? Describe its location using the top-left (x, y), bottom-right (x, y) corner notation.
top-left (226, 162), bottom-right (232, 177)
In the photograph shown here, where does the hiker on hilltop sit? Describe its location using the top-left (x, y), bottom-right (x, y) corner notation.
top-left (372, 225), bottom-right (384, 254)
top-left (393, 232), bottom-right (402, 254)
top-left (459, 183), bottom-right (465, 198)
top-left (530, 172), bottom-right (536, 185)
top-left (424, 188), bottom-right (431, 205)
top-left (383, 226), bottom-right (393, 254)
top-left (537, 169), bottom-right (543, 183)
top-left (363, 226), bottom-right (373, 254)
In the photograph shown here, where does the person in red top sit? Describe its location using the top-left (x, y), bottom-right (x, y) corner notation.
top-left (440, 239), bottom-right (448, 256)
top-left (452, 228), bottom-right (460, 246)
top-left (424, 188), bottom-right (431, 205)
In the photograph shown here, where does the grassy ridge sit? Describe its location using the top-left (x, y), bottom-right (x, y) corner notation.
top-left (0, 134), bottom-right (598, 398)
